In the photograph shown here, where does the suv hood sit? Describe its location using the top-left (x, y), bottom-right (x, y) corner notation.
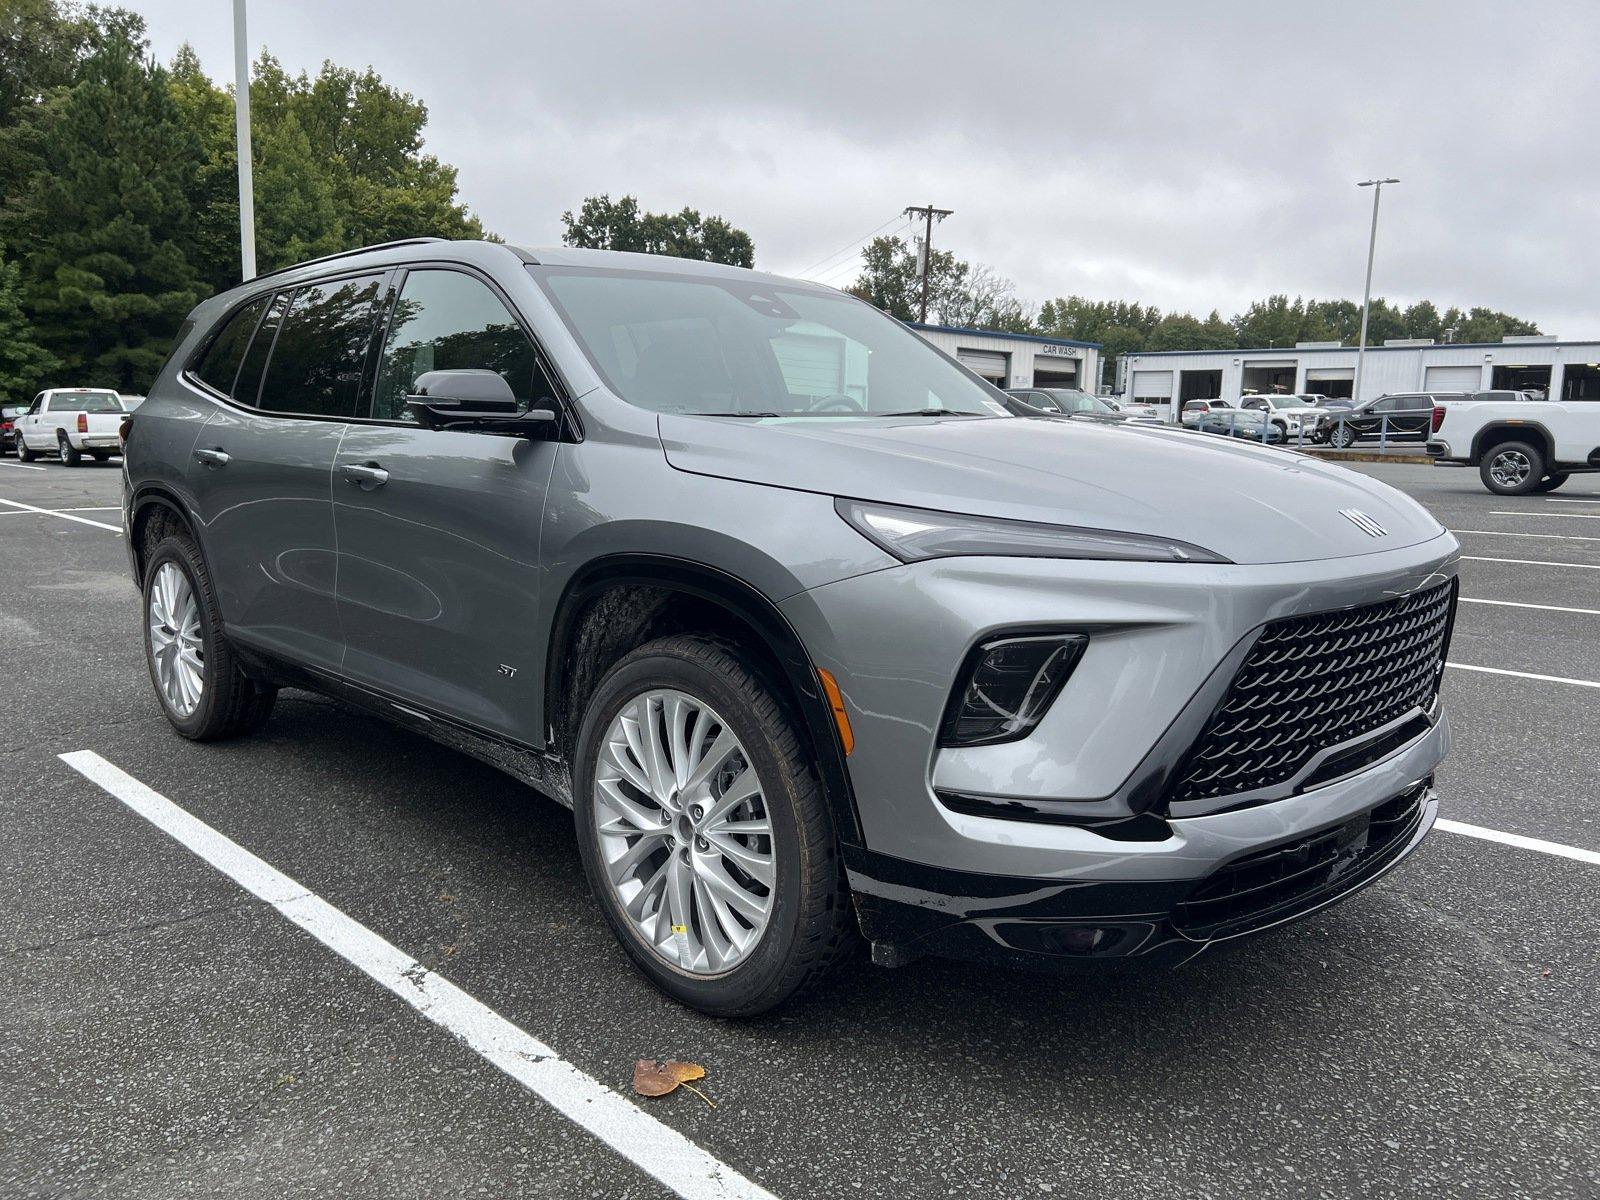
top-left (658, 414), bottom-right (1447, 565)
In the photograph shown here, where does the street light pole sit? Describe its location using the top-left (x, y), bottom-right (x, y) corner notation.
top-left (1352, 177), bottom-right (1399, 404)
top-left (232, 0), bottom-right (256, 280)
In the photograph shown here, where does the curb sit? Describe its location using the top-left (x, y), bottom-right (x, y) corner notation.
top-left (1296, 448), bottom-right (1433, 465)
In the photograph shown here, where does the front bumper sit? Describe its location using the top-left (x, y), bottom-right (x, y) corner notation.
top-left (848, 777), bottom-right (1438, 972)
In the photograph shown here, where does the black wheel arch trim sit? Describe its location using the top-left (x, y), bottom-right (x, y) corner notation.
top-left (543, 553), bottom-right (864, 846)
top-left (126, 484), bottom-right (206, 585)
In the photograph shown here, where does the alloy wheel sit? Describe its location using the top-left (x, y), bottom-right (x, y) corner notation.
top-left (594, 688), bottom-right (774, 975)
top-left (1489, 449), bottom-right (1531, 489)
top-left (148, 562), bottom-right (205, 717)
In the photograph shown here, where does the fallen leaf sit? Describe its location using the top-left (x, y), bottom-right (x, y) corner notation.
top-left (633, 1059), bottom-right (716, 1108)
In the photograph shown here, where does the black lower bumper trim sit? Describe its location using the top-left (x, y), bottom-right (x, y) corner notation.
top-left (845, 780), bottom-right (1437, 975)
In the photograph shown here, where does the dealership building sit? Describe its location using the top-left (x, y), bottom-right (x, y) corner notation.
top-left (911, 323), bottom-right (1102, 391)
top-left (1119, 335), bottom-right (1600, 416)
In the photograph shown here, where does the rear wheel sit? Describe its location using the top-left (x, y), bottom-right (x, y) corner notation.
top-left (1534, 473), bottom-right (1570, 493)
top-left (574, 635), bottom-right (848, 1016)
top-left (1480, 440), bottom-right (1545, 495)
top-left (57, 434), bottom-right (80, 467)
top-left (143, 533), bottom-right (276, 740)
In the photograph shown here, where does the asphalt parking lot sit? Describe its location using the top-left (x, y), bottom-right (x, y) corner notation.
top-left (2, 454), bottom-right (1596, 1199)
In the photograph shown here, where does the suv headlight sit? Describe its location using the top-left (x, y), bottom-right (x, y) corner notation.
top-left (835, 499), bottom-right (1229, 564)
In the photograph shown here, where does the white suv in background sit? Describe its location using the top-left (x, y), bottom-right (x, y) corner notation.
top-left (1240, 393), bottom-right (1322, 439)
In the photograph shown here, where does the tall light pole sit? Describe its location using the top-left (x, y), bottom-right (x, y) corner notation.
top-left (1352, 177), bottom-right (1399, 403)
top-left (232, 0), bottom-right (257, 280)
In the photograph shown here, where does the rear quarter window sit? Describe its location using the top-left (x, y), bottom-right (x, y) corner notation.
top-left (193, 298), bottom-right (269, 398)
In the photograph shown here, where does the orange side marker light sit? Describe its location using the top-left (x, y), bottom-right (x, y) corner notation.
top-left (816, 668), bottom-right (855, 756)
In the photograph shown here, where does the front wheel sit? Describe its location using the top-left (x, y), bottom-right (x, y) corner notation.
top-left (1480, 440), bottom-right (1545, 495)
top-left (143, 533), bottom-right (276, 739)
top-left (1329, 423), bottom-right (1358, 449)
top-left (573, 636), bottom-right (849, 1016)
top-left (16, 437), bottom-right (37, 463)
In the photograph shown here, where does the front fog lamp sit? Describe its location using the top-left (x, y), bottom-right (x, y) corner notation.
top-left (940, 633), bottom-right (1089, 747)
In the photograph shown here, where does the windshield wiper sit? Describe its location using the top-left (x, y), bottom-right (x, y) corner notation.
top-left (872, 408), bottom-right (981, 418)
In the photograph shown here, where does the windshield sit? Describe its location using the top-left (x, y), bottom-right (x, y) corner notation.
top-left (1038, 390), bottom-right (1114, 415)
top-left (54, 391), bottom-right (123, 413)
top-left (532, 266), bottom-right (1010, 418)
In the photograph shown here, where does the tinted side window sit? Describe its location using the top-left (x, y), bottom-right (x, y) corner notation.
top-left (234, 293), bottom-right (288, 408)
top-left (258, 274), bottom-right (384, 418)
top-left (194, 296), bottom-right (268, 397)
top-left (372, 270), bottom-right (541, 421)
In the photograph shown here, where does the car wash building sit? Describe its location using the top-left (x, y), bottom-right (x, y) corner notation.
top-left (911, 324), bottom-right (1102, 391)
top-left (1118, 335), bottom-right (1600, 417)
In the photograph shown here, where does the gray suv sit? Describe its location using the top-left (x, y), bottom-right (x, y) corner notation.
top-left (124, 239), bottom-right (1460, 1015)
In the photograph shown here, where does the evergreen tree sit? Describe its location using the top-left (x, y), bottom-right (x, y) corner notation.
top-left (15, 28), bottom-right (205, 391)
top-left (0, 242), bottom-right (56, 403)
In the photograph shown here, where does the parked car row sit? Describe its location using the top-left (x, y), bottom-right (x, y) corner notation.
top-left (3, 388), bottom-right (127, 464)
top-left (1004, 388), bottom-right (1164, 426)
top-left (1178, 389), bottom-right (1544, 448)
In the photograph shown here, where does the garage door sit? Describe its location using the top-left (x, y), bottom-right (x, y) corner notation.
top-left (957, 350), bottom-right (1009, 382)
top-left (1424, 365), bottom-right (1483, 392)
top-left (772, 333), bottom-right (845, 396)
top-left (1131, 370), bottom-right (1174, 400)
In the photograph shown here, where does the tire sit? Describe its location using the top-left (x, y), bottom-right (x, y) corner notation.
top-left (58, 434), bottom-right (80, 467)
top-left (16, 437), bottom-right (37, 463)
top-left (1534, 473), bottom-right (1570, 493)
top-left (91, 451), bottom-right (111, 462)
top-left (142, 532), bottom-right (276, 740)
top-left (573, 635), bottom-right (849, 1017)
top-left (1480, 439), bottom-right (1545, 496)
top-left (1329, 423), bottom-right (1358, 449)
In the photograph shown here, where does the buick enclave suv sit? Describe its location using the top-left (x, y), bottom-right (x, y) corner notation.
top-left (123, 239), bottom-right (1458, 1015)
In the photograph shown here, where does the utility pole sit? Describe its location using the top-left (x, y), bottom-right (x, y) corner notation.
top-left (1352, 177), bottom-right (1399, 404)
top-left (233, 0), bottom-right (257, 280)
top-left (904, 204), bottom-right (953, 323)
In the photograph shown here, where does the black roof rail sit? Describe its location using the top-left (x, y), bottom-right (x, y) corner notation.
top-left (246, 237), bottom-right (450, 284)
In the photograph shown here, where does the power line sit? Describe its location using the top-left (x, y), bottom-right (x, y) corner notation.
top-left (792, 213), bottom-right (907, 279)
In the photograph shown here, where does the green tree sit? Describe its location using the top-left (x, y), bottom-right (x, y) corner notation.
top-left (1449, 306), bottom-right (1540, 343)
top-left (0, 242), bottom-right (56, 402)
top-left (1402, 299), bottom-right (1442, 341)
top-left (1233, 294), bottom-right (1304, 348)
top-left (12, 26), bottom-right (205, 391)
top-left (562, 193), bottom-right (754, 267)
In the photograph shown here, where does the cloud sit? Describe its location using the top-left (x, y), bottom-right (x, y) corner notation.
top-left (136, 0), bottom-right (1599, 333)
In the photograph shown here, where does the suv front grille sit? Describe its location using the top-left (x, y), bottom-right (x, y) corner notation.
top-left (1168, 580), bottom-right (1456, 808)
top-left (1173, 781), bottom-right (1430, 937)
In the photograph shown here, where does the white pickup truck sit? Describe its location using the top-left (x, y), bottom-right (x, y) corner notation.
top-left (13, 388), bottom-right (127, 466)
top-left (1428, 393), bottom-right (1600, 494)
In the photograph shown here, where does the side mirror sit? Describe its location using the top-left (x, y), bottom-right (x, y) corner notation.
top-left (404, 369), bottom-right (558, 438)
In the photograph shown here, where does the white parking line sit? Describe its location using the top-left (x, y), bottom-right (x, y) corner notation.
top-left (1454, 528), bottom-right (1600, 543)
top-left (1447, 662), bottom-right (1600, 690)
top-left (57, 750), bottom-right (778, 1200)
top-left (0, 497), bottom-right (120, 531)
top-left (0, 505), bottom-right (120, 516)
top-left (1458, 597), bottom-right (1600, 616)
top-left (0, 459), bottom-right (47, 471)
top-left (1462, 555), bottom-right (1600, 571)
top-left (1437, 819), bottom-right (1600, 867)
top-left (1490, 510), bottom-right (1600, 520)
top-left (1543, 498), bottom-right (1600, 505)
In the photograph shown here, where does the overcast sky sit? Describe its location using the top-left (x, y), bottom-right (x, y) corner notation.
top-left (133, 0), bottom-right (1598, 333)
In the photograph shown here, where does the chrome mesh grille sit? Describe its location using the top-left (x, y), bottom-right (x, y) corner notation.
top-left (1168, 581), bottom-right (1456, 807)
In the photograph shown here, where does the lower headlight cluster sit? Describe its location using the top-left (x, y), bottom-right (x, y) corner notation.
top-left (940, 633), bottom-right (1088, 747)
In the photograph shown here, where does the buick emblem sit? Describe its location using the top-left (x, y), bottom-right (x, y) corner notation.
top-left (1340, 508), bottom-right (1388, 538)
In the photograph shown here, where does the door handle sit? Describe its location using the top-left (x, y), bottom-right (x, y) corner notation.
top-left (193, 447), bottom-right (230, 467)
top-left (342, 462), bottom-right (389, 488)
